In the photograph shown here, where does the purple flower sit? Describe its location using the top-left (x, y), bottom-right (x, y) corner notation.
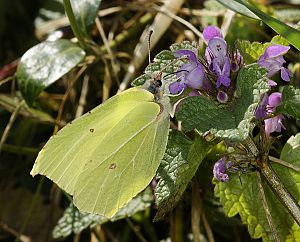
top-left (213, 157), bottom-right (230, 182)
top-left (217, 90), bottom-right (228, 103)
top-left (258, 45), bottom-right (292, 84)
top-left (205, 37), bottom-right (227, 64)
top-left (231, 50), bottom-right (243, 72)
top-left (213, 56), bottom-right (231, 88)
top-left (265, 114), bottom-right (285, 136)
top-left (203, 26), bottom-right (223, 43)
top-left (255, 92), bottom-right (285, 136)
top-left (255, 93), bottom-right (269, 119)
top-left (169, 81), bottom-right (186, 94)
top-left (169, 50), bottom-right (206, 94)
top-left (264, 92), bottom-right (285, 136)
top-left (255, 92), bottom-right (282, 119)
top-left (188, 90), bottom-right (201, 96)
top-left (267, 92), bottom-right (282, 112)
top-left (205, 37), bottom-right (231, 88)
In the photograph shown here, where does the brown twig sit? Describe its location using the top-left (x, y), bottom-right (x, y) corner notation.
top-left (95, 18), bottom-right (120, 85)
top-left (125, 218), bottom-right (148, 242)
top-left (54, 65), bottom-right (88, 134)
top-left (75, 75), bottom-right (89, 118)
top-left (269, 156), bottom-right (300, 173)
top-left (0, 76), bottom-right (13, 87)
top-left (0, 100), bottom-right (24, 154)
top-left (0, 222), bottom-right (31, 242)
top-left (202, 211), bottom-right (215, 242)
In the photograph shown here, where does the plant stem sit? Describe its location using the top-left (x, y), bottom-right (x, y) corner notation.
top-left (170, 205), bottom-right (184, 242)
top-left (260, 163), bottom-right (300, 226)
top-left (191, 180), bottom-right (202, 242)
top-left (125, 218), bottom-right (147, 242)
top-left (256, 171), bottom-right (280, 242)
top-left (202, 211), bottom-right (215, 242)
top-left (63, 0), bottom-right (87, 50)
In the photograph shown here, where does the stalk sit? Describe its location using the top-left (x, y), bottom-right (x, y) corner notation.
top-left (260, 163), bottom-right (300, 226)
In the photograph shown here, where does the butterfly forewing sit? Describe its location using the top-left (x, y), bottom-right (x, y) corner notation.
top-left (30, 88), bottom-right (161, 195)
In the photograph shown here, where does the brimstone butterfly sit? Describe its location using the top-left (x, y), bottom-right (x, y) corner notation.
top-left (30, 86), bottom-right (170, 218)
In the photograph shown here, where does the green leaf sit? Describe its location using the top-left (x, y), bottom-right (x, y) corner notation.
top-left (214, 172), bottom-right (300, 241)
top-left (131, 50), bottom-right (179, 88)
top-left (238, 35), bottom-right (289, 64)
top-left (71, 0), bottom-right (102, 35)
top-left (223, 0), bottom-right (300, 51)
top-left (154, 131), bottom-right (212, 220)
top-left (176, 64), bottom-right (269, 141)
top-left (16, 39), bottom-right (85, 105)
top-left (215, 134), bottom-right (300, 241)
top-left (131, 74), bottom-right (152, 87)
top-left (277, 86), bottom-right (300, 123)
top-left (53, 189), bottom-right (153, 238)
top-left (279, 133), bottom-right (300, 241)
top-left (215, 0), bottom-right (259, 20)
top-left (170, 41), bottom-right (198, 52)
top-left (31, 88), bottom-right (169, 218)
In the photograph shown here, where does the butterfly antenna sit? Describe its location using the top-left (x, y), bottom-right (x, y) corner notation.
top-left (148, 29), bottom-right (154, 64)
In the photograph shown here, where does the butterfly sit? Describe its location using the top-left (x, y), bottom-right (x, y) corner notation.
top-left (31, 83), bottom-right (170, 218)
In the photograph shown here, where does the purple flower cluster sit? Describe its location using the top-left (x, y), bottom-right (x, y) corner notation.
top-left (169, 26), bottom-right (292, 183)
top-left (258, 44), bottom-right (292, 86)
top-left (255, 92), bottom-right (285, 136)
top-left (169, 26), bottom-right (243, 101)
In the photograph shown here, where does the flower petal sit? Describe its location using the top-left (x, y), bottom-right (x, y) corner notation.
top-left (203, 26), bottom-right (223, 42)
top-left (280, 67), bottom-right (292, 82)
top-left (264, 45), bottom-right (290, 59)
top-left (174, 49), bottom-right (198, 63)
top-left (186, 65), bottom-right (206, 89)
top-left (217, 91), bottom-right (228, 103)
top-left (265, 115), bottom-right (285, 136)
top-left (169, 81), bottom-right (186, 94)
top-left (268, 79), bottom-right (277, 87)
top-left (216, 75), bottom-right (231, 88)
top-left (255, 93), bottom-right (268, 119)
top-left (208, 37), bottom-right (227, 58)
top-left (213, 157), bottom-right (229, 182)
top-left (268, 92), bottom-right (282, 108)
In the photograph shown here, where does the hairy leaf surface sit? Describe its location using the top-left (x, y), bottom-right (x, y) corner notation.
top-left (277, 86), bottom-right (300, 123)
top-left (154, 131), bottom-right (213, 220)
top-left (176, 64), bottom-right (269, 141)
top-left (53, 189), bottom-right (152, 238)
